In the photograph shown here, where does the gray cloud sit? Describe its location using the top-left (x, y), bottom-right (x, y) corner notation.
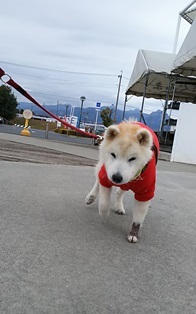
top-left (0, 0), bottom-right (191, 112)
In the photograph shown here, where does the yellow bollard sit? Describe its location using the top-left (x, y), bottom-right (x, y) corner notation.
top-left (20, 109), bottom-right (33, 137)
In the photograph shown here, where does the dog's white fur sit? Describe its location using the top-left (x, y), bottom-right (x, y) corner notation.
top-left (85, 121), bottom-right (154, 243)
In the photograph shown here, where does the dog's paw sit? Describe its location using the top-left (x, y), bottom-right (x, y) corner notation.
top-left (115, 204), bottom-right (125, 215)
top-left (85, 195), bottom-right (96, 205)
top-left (127, 234), bottom-right (138, 243)
top-left (127, 223), bottom-right (140, 243)
top-left (115, 209), bottom-right (125, 215)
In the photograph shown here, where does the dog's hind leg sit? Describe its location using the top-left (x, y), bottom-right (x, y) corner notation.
top-left (115, 188), bottom-right (126, 215)
top-left (99, 185), bottom-right (112, 217)
top-left (127, 199), bottom-right (150, 243)
top-left (85, 179), bottom-right (99, 204)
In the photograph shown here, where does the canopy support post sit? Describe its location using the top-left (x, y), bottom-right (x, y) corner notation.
top-left (140, 74), bottom-right (148, 124)
top-left (122, 94), bottom-right (127, 120)
top-left (165, 82), bottom-right (177, 144)
top-left (159, 78), bottom-right (171, 141)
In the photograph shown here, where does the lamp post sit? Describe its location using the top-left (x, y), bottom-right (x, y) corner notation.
top-left (78, 96), bottom-right (86, 128)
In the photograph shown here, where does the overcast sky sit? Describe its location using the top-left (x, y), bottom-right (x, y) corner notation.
top-left (0, 0), bottom-right (193, 113)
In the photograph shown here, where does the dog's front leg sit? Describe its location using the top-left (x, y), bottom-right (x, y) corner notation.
top-left (85, 179), bottom-right (99, 204)
top-left (127, 199), bottom-right (150, 243)
top-left (115, 188), bottom-right (126, 215)
top-left (99, 185), bottom-right (112, 217)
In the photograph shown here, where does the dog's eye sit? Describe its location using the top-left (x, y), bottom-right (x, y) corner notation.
top-left (128, 157), bottom-right (136, 162)
top-left (111, 153), bottom-right (116, 158)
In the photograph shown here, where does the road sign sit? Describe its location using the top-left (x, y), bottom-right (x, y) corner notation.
top-left (96, 102), bottom-right (101, 108)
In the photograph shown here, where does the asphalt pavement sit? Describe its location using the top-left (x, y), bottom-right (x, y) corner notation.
top-left (0, 131), bottom-right (196, 314)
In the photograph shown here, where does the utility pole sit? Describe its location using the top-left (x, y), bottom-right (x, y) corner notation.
top-left (114, 70), bottom-right (123, 122)
top-left (56, 100), bottom-right (59, 116)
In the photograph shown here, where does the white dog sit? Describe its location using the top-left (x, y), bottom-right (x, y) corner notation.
top-left (85, 121), bottom-right (159, 243)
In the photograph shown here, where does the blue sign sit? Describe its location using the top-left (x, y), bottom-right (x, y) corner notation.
top-left (96, 102), bottom-right (101, 108)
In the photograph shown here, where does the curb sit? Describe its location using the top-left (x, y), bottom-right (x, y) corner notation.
top-left (159, 151), bottom-right (171, 161)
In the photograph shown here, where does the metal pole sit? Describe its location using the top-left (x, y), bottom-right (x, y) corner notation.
top-left (78, 96), bottom-right (86, 128)
top-left (65, 104), bottom-right (69, 117)
top-left (122, 95), bottom-right (127, 120)
top-left (165, 82), bottom-right (177, 144)
top-left (57, 101), bottom-right (58, 116)
top-left (94, 109), bottom-right (99, 132)
top-left (179, 0), bottom-right (196, 16)
top-left (78, 100), bottom-right (83, 128)
top-left (173, 15), bottom-right (182, 53)
top-left (140, 74), bottom-right (148, 122)
top-left (173, 1), bottom-right (196, 53)
top-left (114, 71), bottom-right (123, 122)
top-left (56, 100), bottom-right (59, 116)
top-left (45, 122), bottom-right (49, 139)
top-left (160, 78), bottom-right (171, 140)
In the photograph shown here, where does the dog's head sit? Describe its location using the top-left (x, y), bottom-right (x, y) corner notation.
top-left (99, 121), bottom-right (153, 184)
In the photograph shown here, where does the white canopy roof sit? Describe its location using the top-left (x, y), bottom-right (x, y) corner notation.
top-left (180, 0), bottom-right (196, 24)
top-left (126, 49), bottom-right (196, 103)
top-left (181, 7), bottom-right (196, 23)
top-left (172, 18), bottom-right (196, 76)
top-left (126, 50), bottom-right (175, 99)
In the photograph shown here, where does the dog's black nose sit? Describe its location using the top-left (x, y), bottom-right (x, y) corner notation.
top-left (112, 172), bottom-right (123, 184)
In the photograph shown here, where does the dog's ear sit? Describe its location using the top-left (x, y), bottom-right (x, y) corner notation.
top-left (137, 129), bottom-right (153, 147)
top-left (105, 125), bottom-right (119, 140)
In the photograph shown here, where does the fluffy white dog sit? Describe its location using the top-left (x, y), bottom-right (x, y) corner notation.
top-left (85, 121), bottom-right (159, 243)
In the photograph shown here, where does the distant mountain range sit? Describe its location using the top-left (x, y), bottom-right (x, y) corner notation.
top-left (18, 102), bottom-right (169, 132)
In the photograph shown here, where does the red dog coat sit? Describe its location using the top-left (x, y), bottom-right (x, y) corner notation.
top-left (98, 123), bottom-right (159, 202)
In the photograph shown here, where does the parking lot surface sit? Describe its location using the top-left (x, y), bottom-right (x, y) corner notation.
top-left (0, 132), bottom-right (196, 314)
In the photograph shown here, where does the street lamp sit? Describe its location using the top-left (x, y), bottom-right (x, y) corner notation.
top-left (78, 96), bottom-right (86, 128)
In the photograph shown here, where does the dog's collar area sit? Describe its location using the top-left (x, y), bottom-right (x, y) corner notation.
top-left (133, 169), bottom-right (142, 180)
top-left (133, 143), bottom-right (157, 180)
top-left (132, 164), bottom-right (147, 180)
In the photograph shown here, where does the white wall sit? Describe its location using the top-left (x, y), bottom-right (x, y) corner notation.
top-left (171, 103), bottom-right (196, 164)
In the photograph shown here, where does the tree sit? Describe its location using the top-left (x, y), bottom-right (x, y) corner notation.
top-left (100, 107), bottom-right (114, 127)
top-left (0, 85), bottom-right (18, 121)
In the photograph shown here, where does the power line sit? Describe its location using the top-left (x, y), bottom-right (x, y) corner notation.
top-left (7, 70), bottom-right (119, 88)
top-left (23, 91), bottom-right (116, 105)
top-left (0, 60), bottom-right (117, 77)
